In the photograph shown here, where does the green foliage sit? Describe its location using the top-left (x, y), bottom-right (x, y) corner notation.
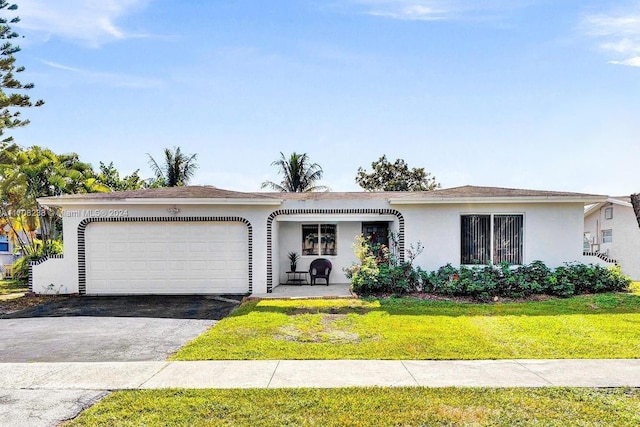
top-left (345, 233), bottom-right (424, 295)
top-left (261, 152), bottom-right (327, 192)
top-left (345, 232), bottom-right (632, 299)
top-left (0, 1), bottom-right (44, 143)
top-left (356, 155), bottom-right (440, 191)
top-left (96, 161), bottom-right (144, 191)
top-left (0, 145), bottom-right (109, 280)
top-left (631, 193), bottom-right (640, 229)
top-left (0, 278), bottom-right (27, 294)
top-left (12, 238), bottom-right (63, 281)
top-left (423, 261), bottom-right (631, 300)
top-left (69, 388), bottom-right (640, 427)
top-left (173, 295), bottom-right (640, 360)
top-left (147, 146), bottom-right (198, 187)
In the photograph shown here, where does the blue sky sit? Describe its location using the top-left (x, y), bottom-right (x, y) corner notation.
top-left (9, 0), bottom-right (640, 195)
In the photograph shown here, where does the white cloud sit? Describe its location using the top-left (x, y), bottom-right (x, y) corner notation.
top-left (367, 3), bottom-right (447, 21)
top-left (610, 57), bottom-right (640, 68)
top-left (582, 6), bottom-right (640, 68)
top-left (352, 0), bottom-right (534, 21)
top-left (41, 59), bottom-right (164, 88)
top-left (15, 0), bottom-right (154, 46)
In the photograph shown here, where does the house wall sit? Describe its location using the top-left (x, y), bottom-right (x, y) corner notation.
top-left (397, 202), bottom-right (585, 271)
top-left (33, 196), bottom-right (593, 295)
top-left (31, 203), bottom-right (276, 294)
top-left (277, 221), bottom-right (362, 284)
top-left (584, 203), bottom-right (640, 280)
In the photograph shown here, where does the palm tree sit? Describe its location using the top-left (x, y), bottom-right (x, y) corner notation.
top-left (147, 147), bottom-right (198, 187)
top-left (261, 152), bottom-right (328, 192)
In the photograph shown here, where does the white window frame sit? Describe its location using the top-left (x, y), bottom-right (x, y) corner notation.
top-left (301, 224), bottom-right (337, 257)
top-left (602, 229), bottom-right (613, 244)
top-left (460, 213), bottom-right (525, 265)
top-left (604, 207), bottom-right (613, 220)
top-left (0, 235), bottom-right (9, 253)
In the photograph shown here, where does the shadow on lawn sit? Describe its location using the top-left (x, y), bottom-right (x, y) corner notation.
top-left (240, 292), bottom-right (640, 318)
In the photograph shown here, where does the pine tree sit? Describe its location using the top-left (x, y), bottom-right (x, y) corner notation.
top-left (0, 1), bottom-right (44, 144)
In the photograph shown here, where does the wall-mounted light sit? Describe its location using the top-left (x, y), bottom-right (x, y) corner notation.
top-left (167, 206), bottom-right (180, 216)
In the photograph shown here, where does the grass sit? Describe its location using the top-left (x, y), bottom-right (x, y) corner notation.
top-left (173, 292), bottom-right (640, 360)
top-left (66, 387), bottom-right (640, 426)
top-left (0, 279), bottom-right (28, 296)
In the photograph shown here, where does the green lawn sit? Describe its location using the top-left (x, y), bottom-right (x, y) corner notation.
top-left (66, 387), bottom-right (640, 427)
top-left (173, 292), bottom-right (640, 360)
top-left (0, 279), bottom-right (27, 296)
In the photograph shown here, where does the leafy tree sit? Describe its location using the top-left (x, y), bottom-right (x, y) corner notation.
top-left (356, 155), bottom-right (440, 192)
top-left (631, 193), bottom-right (640, 229)
top-left (0, 1), bottom-right (44, 144)
top-left (147, 146), bottom-right (198, 187)
top-left (261, 152), bottom-right (328, 192)
top-left (96, 161), bottom-right (144, 191)
top-left (0, 145), bottom-right (108, 270)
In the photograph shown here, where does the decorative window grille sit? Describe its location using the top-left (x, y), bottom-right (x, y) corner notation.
top-left (461, 214), bottom-right (523, 265)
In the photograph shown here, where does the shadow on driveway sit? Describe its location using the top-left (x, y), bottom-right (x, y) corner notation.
top-left (0, 295), bottom-right (244, 320)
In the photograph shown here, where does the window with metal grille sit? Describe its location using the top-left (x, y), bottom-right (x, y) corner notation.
top-left (461, 214), bottom-right (523, 265)
top-left (302, 224), bottom-right (337, 256)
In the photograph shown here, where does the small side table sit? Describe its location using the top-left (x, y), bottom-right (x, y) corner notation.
top-left (286, 271), bottom-right (308, 285)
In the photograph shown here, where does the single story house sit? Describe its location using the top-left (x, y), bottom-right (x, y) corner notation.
top-left (32, 185), bottom-right (605, 295)
top-left (584, 196), bottom-right (640, 280)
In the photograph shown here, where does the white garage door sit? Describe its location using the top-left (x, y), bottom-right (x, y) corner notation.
top-left (85, 221), bottom-right (249, 295)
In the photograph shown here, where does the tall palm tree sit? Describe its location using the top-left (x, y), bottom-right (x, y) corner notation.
top-left (261, 152), bottom-right (328, 192)
top-left (147, 147), bottom-right (198, 187)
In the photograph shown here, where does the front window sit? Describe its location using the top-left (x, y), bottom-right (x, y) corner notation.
top-left (602, 229), bottom-right (612, 243)
top-left (302, 224), bottom-right (337, 256)
top-left (461, 214), bottom-right (523, 265)
top-left (0, 235), bottom-right (8, 252)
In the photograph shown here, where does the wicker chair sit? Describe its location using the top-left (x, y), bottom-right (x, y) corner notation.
top-left (309, 258), bottom-right (332, 286)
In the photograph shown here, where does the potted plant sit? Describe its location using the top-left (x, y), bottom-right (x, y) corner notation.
top-left (288, 251), bottom-right (300, 272)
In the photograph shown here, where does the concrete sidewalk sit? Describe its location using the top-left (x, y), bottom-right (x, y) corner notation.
top-left (2, 359), bottom-right (640, 390)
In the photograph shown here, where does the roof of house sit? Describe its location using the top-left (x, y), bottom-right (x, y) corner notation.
top-left (45, 186), bottom-right (275, 200)
top-left (38, 185), bottom-right (606, 206)
top-left (584, 196), bottom-right (633, 216)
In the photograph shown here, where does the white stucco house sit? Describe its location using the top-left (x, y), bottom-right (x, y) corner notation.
top-left (30, 185), bottom-right (605, 295)
top-left (584, 197), bottom-right (640, 280)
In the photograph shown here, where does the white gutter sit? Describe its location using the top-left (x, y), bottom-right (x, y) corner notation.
top-left (37, 197), bottom-right (284, 207)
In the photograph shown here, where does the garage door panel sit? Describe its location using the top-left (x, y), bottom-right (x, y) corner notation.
top-left (85, 221), bottom-right (249, 295)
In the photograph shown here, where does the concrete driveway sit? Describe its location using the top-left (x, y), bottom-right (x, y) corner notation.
top-left (0, 295), bottom-right (242, 426)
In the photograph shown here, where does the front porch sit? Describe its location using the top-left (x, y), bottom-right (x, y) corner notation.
top-left (271, 212), bottom-right (400, 291)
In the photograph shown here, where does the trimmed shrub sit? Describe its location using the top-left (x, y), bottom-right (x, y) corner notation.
top-left (346, 234), bottom-right (632, 299)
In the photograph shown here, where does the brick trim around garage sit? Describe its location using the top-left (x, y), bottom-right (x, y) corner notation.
top-left (77, 216), bottom-right (253, 295)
